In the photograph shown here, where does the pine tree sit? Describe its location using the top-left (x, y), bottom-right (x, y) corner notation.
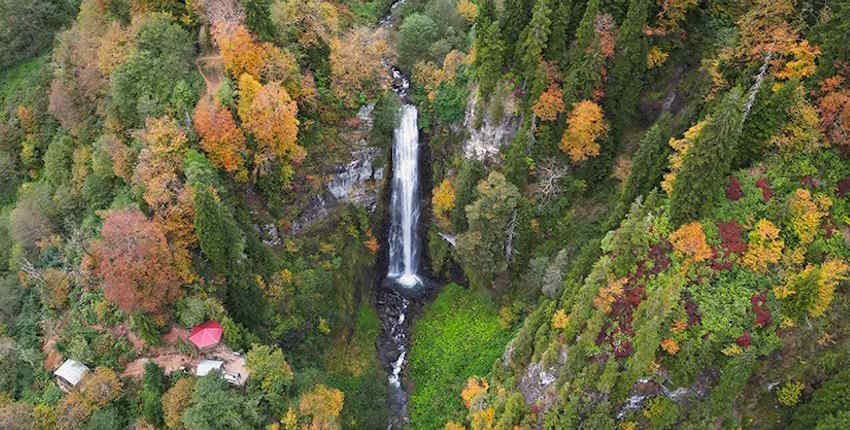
top-left (500, 0), bottom-right (534, 63)
top-left (670, 88), bottom-right (745, 225)
top-left (545, 0), bottom-right (575, 65)
top-left (474, 0), bottom-right (505, 98)
top-left (561, 0), bottom-right (603, 108)
top-left (606, 0), bottom-right (650, 134)
top-left (619, 112), bottom-right (673, 209)
top-left (193, 186), bottom-right (244, 275)
top-left (517, 0), bottom-right (554, 98)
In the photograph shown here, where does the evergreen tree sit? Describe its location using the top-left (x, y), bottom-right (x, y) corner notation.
top-left (474, 0), bottom-right (505, 99)
top-left (606, 0), bottom-right (650, 134)
top-left (193, 186), bottom-right (244, 275)
top-left (670, 88), bottom-right (745, 225)
top-left (619, 112), bottom-right (673, 209)
top-left (545, 0), bottom-right (576, 65)
top-left (567, 0), bottom-right (600, 67)
top-left (500, 0), bottom-right (534, 63)
top-left (243, 0), bottom-right (277, 42)
top-left (517, 0), bottom-right (554, 98)
top-left (561, 0), bottom-right (603, 108)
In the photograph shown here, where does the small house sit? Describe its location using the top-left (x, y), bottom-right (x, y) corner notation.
top-left (189, 321), bottom-right (223, 350)
top-left (54, 359), bottom-right (89, 392)
top-left (196, 359), bottom-right (224, 377)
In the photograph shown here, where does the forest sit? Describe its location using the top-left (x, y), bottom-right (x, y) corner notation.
top-left (0, 0), bottom-right (849, 429)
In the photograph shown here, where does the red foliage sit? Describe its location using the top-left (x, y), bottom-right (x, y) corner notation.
top-left (751, 291), bottom-right (771, 327)
top-left (614, 341), bottom-right (633, 359)
top-left (717, 221), bottom-right (747, 256)
top-left (649, 242), bottom-right (672, 274)
top-left (726, 176), bottom-right (743, 201)
top-left (93, 209), bottom-right (181, 316)
top-left (800, 175), bottom-right (817, 190)
top-left (837, 178), bottom-right (850, 197)
top-left (736, 332), bottom-right (752, 348)
top-left (755, 178), bottom-right (773, 202)
top-left (684, 295), bottom-right (702, 325)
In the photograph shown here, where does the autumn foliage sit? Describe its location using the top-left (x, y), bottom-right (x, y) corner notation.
top-left (329, 27), bottom-right (388, 106)
top-left (742, 219), bottom-right (784, 273)
top-left (193, 96), bottom-right (248, 178)
top-left (560, 100), bottom-right (609, 162)
top-left (532, 85), bottom-right (565, 122)
top-left (669, 222), bottom-right (713, 264)
top-left (93, 208), bottom-right (182, 317)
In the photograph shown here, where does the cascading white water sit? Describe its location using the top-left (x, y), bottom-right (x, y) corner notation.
top-left (387, 103), bottom-right (422, 288)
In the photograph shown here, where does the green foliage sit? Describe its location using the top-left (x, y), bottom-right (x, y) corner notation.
top-left (500, 0), bottom-right (534, 63)
top-left (777, 381), bottom-right (804, 407)
top-left (408, 284), bottom-right (511, 429)
top-left (0, 0), bottom-right (78, 70)
top-left (245, 344), bottom-right (293, 413)
top-left (109, 14), bottom-right (200, 128)
top-left (243, 0), bottom-right (276, 42)
top-left (193, 186), bottom-right (244, 275)
top-left (456, 172), bottom-right (521, 289)
top-left (620, 113), bottom-right (673, 210)
top-left (736, 78), bottom-right (793, 168)
top-left (451, 159), bottom-right (485, 232)
top-left (606, 0), bottom-right (650, 133)
top-left (141, 362), bottom-right (165, 425)
top-left (398, 13), bottom-right (438, 70)
top-left (181, 375), bottom-right (261, 430)
top-left (473, 1), bottom-right (505, 99)
top-left (372, 93), bottom-right (401, 152)
top-left (644, 396), bottom-right (680, 430)
top-left (670, 88), bottom-right (745, 225)
top-left (791, 369), bottom-right (850, 430)
top-left (516, 0), bottom-right (552, 90)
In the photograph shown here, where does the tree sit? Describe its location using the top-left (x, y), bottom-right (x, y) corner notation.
top-left (241, 81), bottom-right (304, 182)
top-left (93, 208), bottom-right (182, 317)
top-left (162, 378), bottom-right (194, 430)
top-left (80, 367), bottom-right (122, 408)
top-left (216, 25), bottom-right (266, 79)
top-left (516, 0), bottom-right (553, 89)
top-left (193, 96), bottom-right (248, 178)
top-left (182, 375), bottom-right (260, 430)
top-left (669, 88), bottom-right (744, 225)
top-left (669, 222), bottom-right (713, 264)
top-left (245, 344), bottom-right (293, 412)
top-left (560, 100), bottom-right (609, 162)
top-left (817, 75), bottom-right (850, 149)
top-left (298, 384), bottom-right (344, 430)
top-left (0, 401), bottom-right (33, 430)
top-left (500, 0), bottom-right (534, 62)
top-left (109, 13), bottom-right (199, 128)
top-left (398, 13), bottom-right (438, 70)
top-left (243, 0), bottom-right (276, 41)
top-left (193, 186), bottom-right (244, 274)
top-left (0, 0), bottom-right (77, 69)
top-left (141, 362), bottom-right (166, 425)
top-left (606, 0), bottom-right (650, 132)
top-left (329, 27), bottom-right (388, 106)
top-left (473, 4), bottom-right (504, 99)
top-left (533, 84), bottom-right (565, 121)
top-left (742, 219), bottom-right (784, 274)
top-left (456, 172), bottom-right (521, 289)
top-left (271, 0), bottom-right (340, 48)
top-left (457, 0), bottom-right (478, 23)
top-left (619, 113), bottom-right (673, 208)
top-left (432, 179), bottom-right (456, 228)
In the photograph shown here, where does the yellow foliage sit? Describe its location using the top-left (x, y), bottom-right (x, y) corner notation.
top-left (774, 40), bottom-right (820, 81)
top-left (790, 188), bottom-right (831, 245)
top-left (457, 0), bottom-right (479, 23)
top-left (662, 120), bottom-right (706, 195)
top-left (432, 179), bottom-right (456, 227)
top-left (470, 407), bottom-right (495, 430)
top-left (445, 421), bottom-right (466, 430)
top-left (283, 408), bottom-right (298, 430)
top-left (721, 344), bottom-right (742, 356)
top-left (533, 85), bottom-right (565, 122)
top-left (298, 384), bottom-right (344, 430)
top-left (811, 259), bottom-right (848, 317)
top-left (661, 338), bottom-right (679, 355)
top-left (461, 377), bottom-right (488, 409)
top-left (672, 320), bottom-right (688, 333)
top-left (560, 100), bottom-right (609, 162)
top-left (551, 309), bottom-right (569, 329)
top-left (647, 46), bottom-right (669, 69)
top-left (669, 222), bottom-right (713, 263)
top-left (742, 219), bottom-right (784, 273)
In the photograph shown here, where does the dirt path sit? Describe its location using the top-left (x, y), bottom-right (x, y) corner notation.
top-left (196, 55), bottom-right (224, 96)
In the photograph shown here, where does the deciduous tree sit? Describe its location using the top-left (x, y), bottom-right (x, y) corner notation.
top-left (193, 96), bottom-right (248, 178)
top-left (560, 100), bottom-right (609, 162)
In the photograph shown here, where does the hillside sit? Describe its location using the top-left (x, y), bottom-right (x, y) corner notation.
top-left (1, 0), bottom-right (849, 429)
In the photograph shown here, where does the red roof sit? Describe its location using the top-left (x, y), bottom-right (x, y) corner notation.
top-left (189, 321), bottom-right (223, 349)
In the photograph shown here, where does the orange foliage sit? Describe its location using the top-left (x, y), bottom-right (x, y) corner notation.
top-left (241, 81), bottom-right (304, 181)
top-left (661, 338), bottom-right (679, 355)
top-left (131, 117), bottom-right (188, 211)
top-left (193, 96), bottom-right (248, 178)
top-left (533, 85), bottom-right (566, 122)
top-left (456, 0), bottom-right (478, 23)
top-left (93, 208), bottom-right (181, 317)
top-left (329, 27), bottom-right (388, 106)
top-left (560, 100), bottom-right (609, 162)
top-left (669, 222), bottom-right (713, 263)
top-left (461, 377), bottom-right (488, 409)
top-left (818, 75), bottom-right (850, 148)
top-left (217, 25), bottom-right (265, 79)
top-left (742, 219), bottom-right (784, 273)
top-left (736, 0), bottom-right (798, 61)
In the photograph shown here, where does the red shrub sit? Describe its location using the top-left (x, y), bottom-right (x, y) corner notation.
top-left (726, 175), bottom-right (743, 201)
top-left (736, 332), bottom-right (751, 347)
top-left (837, 178), bottom-right (850, 197)
top-left (717, 221), bottom-right (747, 255)
top-left (751, 291), bottom-right (771, 328)
top-left (800, 175), bottom-right (817, 190)
top-left (755, 178), bottom-right (772, 202)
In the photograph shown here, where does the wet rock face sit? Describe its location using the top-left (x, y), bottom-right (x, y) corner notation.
top-left (376, 287), bottom-right (412, 429)
top-left (291, 104), bottom-right (383, 233)
top-left (461, 88), bottom-right (520, 161)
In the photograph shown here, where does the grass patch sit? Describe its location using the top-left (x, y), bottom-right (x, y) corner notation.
top-left (326, 304), bottom-right (389, 429)
top-left (409, 283), bottom-right (512, 429)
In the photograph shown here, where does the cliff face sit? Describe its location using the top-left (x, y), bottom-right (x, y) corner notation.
top-left (461, 86), bottom-right (521, 162)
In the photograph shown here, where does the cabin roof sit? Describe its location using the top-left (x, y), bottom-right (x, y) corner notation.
top-left (54, 359), bottom-right (89, 386)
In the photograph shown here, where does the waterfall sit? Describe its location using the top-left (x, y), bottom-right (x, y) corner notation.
top-left (387, 104), bottom-right (422, 288)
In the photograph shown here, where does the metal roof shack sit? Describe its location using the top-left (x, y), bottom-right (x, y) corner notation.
top-left (54, 359), bottom-right (89, 392)
top-left (196, 359), bottom-right (224, 376)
